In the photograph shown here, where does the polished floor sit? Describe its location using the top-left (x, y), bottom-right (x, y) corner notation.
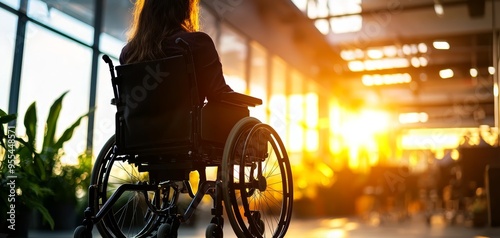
top-left (30, 213), bottom-right (500, 238)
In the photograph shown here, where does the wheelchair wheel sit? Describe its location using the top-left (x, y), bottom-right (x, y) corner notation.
top-left (92, 136), bottom-right (162, 238)
top-left (222, 117), bottom-right (293, 238)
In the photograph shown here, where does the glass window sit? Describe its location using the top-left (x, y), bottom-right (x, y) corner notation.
top-left (269, 56), bottom-right (287, 145)
top-left (288, 69), bottom-right (304, 154)
top-left (329, 0), bottom-right (362, 34)
top-left (100, 0), bottom-right (132, 58)
top-left (249, 42), bottom-right (267, 122)
top-left (0, 8), bottom-right (16, 111)
top-left (219, 23), bottom-right (247, 93)
top-left (305, 80), bottom-right (319, 152)
top-left (102, 0), bottom-right (131, 42)
top-left (94, 0), bottom-right (132, 153)
top-left (0, 0), bottom-right (19, 9)
top-left (100, 33), bottom-right (126, 59)
top-left (17, 22), bottom-right (92, 164)
top-left (200, 6), bottom-right (218, 43)
top-left (27, 0), bottom-right (95, 45)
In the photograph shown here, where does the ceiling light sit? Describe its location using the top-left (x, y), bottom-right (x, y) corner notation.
top-left (363, 58), bottom-right (410, 71)
top-left (470, 68), bottom-right (478, 77)
top-left (434, 4), bottom-right (444, 16)
top-left (386, 58), bottom-right (411, 69)
top-left (401, 73), bottom-right (412, 83)
top-left (362, 73), bottom-right (411, 86)
top-left (439, 69), bottom-right (454, 79)
top-left (314, 19), bottom-right (330, 35)
top-left (434, 0), bottom-right (444, 16)
top-left (348, 61), bottom-right (365, 72)
top-left (489, 66), bottom-right (496, 75)
top-left (418, 43), bottom-right (428, 53)
top-left (402, 44), bottom-right (412, 55)
top-left (354, 49), bottom-right (364, 59)
top-left (362, 75), bottom-right (374, 86)
top-left (399, 112), bottom-right (429, 124)
top-left (330, 16), bottom-right (363, 34)
top-left (411, 44), bottom-right (418, 54)
top-left (419, 112), bottom-right (429, 123)
top-left (367, 49), bottom-right (384, 59)
top-left (383, 46), bottom-right (398, 57)
top-left (411, 57), bottom-right (421, 68)
top-left (340, 50), bottom-right (356, 61)
top-left (419, 57), bottom-right (428, 67)
top-left (433, 41), bottom-right (450, 50)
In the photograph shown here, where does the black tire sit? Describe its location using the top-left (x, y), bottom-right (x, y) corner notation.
top-left (157, 223), bottom-right (172, 238)
top-left (92, 135), bottom-right (161, 238)
top-left (73, 225), bottom-right (92, 238)
top-left (222, 118), bottom-right (293, 238)
top-left (205, 223), bottom-right (223, 238)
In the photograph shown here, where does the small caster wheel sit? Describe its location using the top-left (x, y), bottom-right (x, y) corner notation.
top-left (205, 223), bottom-right (223, 238)
top-left (157, 223), bottom-right (172, 238)
top-left (251, 219), bottom-right (265, 236)
top-left (210, 216), bottom-right (224, 229)
top-left (73, 225), bottom-right (92, 238)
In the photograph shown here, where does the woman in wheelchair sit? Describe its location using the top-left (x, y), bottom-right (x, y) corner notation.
top-left (119, 0), bottom-right (233, 103)
top-left (74, 0), bottom-right (293, 237)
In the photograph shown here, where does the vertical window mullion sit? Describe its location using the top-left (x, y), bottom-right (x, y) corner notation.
top-left (8, 0), bottom-right (28, 124)
top-left (86, 0), bottom-right (105, 153)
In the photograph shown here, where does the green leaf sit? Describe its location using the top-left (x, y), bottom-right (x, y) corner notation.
top-left (0, 113), bottom-right (17, 149)
top-left (37, 205), bottom-right (55, 230)
top-left (53, 112), bottom-right (88, 150)
top-left (16, 137), bottom-right (46, 179)
top-left (30, 198), bottom-right (55, 230)
top-left (24, 102), bottom-right (38, 146)
top-left (0, 113), bottom-right (16, 124)
top-left (16, 137), bottom-right (35, 156)
top-left (43, 92), bottom-right (68, 151)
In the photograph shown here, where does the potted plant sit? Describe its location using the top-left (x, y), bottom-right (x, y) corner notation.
top-left (0, 110), bottom-right (54, 236)
top-left (27, 92), bottom-right (90, 230)
top-left (0, 92), bottom-right (89, 234)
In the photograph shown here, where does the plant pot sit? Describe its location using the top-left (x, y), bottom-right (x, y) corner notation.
top-left (31, 202), bottom-right (77, 231)
top-left (0, 204), bottom-right (31, 238)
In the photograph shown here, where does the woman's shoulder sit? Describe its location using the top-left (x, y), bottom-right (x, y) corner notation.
top-left (119, 43), bottom-right (131, 64)
top-left (174, 31), bottom-right (214, 43)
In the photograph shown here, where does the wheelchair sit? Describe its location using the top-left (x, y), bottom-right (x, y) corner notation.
top-left (74, 38), bottom-right (293, 238)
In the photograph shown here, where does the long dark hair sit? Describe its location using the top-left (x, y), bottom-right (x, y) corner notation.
top-left (125, 0), bottom-right (200, 63)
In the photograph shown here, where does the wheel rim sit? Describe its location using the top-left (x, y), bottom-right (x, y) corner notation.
top-left (92, 136), bottom-right (161, 238)
top-left (222, 119), bottom-right (293, 238)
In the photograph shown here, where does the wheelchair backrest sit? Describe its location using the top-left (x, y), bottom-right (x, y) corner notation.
top-left (113, 54), bottom-right (199, 155)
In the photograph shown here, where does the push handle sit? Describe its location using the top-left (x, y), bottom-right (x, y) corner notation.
top-left (102, 55), bottom-right (116, 79)
top-left (102, 54), bottom-right (119, 105)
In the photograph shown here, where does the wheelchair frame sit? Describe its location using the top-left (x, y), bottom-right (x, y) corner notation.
top-left (74, 38), bottom-right (293, 238)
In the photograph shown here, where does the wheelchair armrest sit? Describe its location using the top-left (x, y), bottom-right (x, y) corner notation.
top-left (216, 92), bottom-right (262, 107)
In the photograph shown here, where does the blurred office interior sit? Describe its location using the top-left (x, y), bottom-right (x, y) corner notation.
top-left (1, 0), bottom-right (500, 233)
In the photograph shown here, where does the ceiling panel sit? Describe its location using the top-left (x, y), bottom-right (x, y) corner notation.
top-left (323, 0), bottom-right (499, 128)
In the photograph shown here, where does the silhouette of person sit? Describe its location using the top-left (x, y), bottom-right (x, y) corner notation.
top-left (119, 0), bottom-right (233, 103)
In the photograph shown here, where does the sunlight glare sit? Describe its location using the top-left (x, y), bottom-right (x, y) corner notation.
top-left (311, 229), bottom-right (346, 238)
top-left (338, 110), bottom-right (389, 170)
